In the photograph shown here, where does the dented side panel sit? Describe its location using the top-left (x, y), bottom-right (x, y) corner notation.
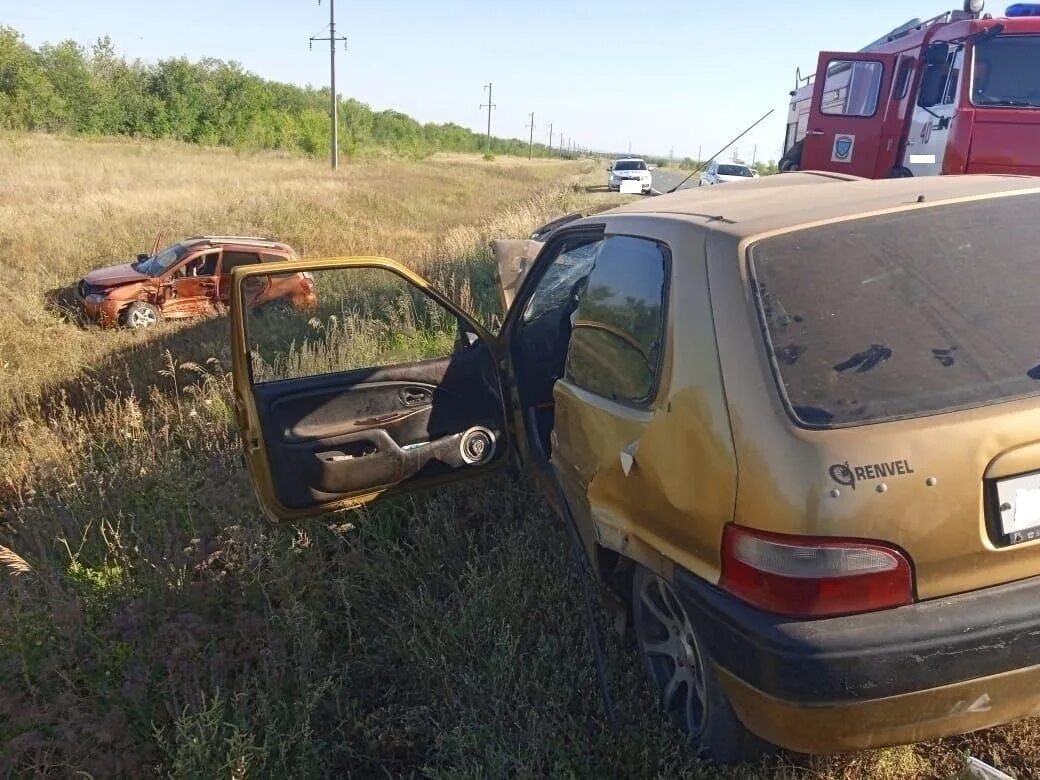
top-left (551, 216), bottom-right (738, 584)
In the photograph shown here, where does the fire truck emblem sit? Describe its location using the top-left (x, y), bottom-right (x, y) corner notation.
top-left (831, 134), bottom-right (856, 163)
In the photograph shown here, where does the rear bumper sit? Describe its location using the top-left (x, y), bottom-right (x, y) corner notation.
top-left (674, 569), bottom-right (1040, 752)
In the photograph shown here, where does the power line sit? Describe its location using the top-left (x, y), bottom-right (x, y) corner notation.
top-left (309, 0), bottom-right (348, 170)
top-left (480, 83), bottom-right (495, 153)
top-left (526, 112), bottom-right (535, 160)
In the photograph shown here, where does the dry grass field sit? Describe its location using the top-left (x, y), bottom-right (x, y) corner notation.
top-left (0, 132), bottom-right (1036, 778)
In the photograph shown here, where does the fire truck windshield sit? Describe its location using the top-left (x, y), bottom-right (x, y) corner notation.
top-left (972, 35), bottom-right (1040, 107)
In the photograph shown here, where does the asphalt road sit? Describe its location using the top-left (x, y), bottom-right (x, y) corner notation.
top-left (650, 167), bottom-right (697, 194)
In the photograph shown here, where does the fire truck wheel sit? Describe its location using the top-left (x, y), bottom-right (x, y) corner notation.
top-left (779, 140), bottom-right (803, 173)
top-left (889, 166), bottom-right (913, 178)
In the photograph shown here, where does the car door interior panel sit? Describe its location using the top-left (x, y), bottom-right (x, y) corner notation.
top-left (251, 342), bottom-right (504, 508)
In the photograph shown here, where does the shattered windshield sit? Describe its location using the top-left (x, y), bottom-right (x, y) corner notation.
top-left (750, 193), bottom-right (1040, 427)
top-left (972, 35), bottom-right (1040, 107)
top-left (135, 243), bottom-right (189, 276)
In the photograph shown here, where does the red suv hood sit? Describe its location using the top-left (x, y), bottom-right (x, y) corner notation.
top-left (83, 263), bottom-right (150, 287)
top-left (968, 109), bottom-right (1040, 176)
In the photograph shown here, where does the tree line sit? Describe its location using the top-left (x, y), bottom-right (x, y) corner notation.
top-left (0, 27), bottom-right (569, 159)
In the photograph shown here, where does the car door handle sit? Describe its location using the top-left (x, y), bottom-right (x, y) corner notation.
top-left (399, 387), bottom-right (432, 406)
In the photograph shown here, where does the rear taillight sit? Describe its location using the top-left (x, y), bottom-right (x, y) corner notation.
top-left (720, 524), bottom-right (913, 618)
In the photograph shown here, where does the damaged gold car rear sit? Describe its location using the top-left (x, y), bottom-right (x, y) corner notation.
top-left (228, 172), bottom-right (1040, 762)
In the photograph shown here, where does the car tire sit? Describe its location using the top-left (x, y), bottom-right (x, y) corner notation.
top-left (632, 565), bottom-right (775, 764)
top-left (262, 299), bottom-right (296, 318)
top-left (123, 301), bottom-right (161, 330)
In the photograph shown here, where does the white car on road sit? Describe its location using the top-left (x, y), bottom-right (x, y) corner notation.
top-left (608, 158), bottom-right (653, 193)
top-left (699, 162), bottom-right (757, 186)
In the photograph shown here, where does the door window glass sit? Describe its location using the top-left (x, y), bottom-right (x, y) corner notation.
top-left (565, 236), bottom-right (668, 404)
top-left (521, 236), bottom-right (602, 324)
top-left (175, 251), bottom-right (219, 278)
top-left (821, 60), bottom-right (883, 117)
top-left (222, 251), bottom-right (261, 272)
top-left (244, 267), bottom-right (475, 383)
top-left (893, 56), bottom-right (914, 100)
top-left (941, 50), bottom-right (963, 105)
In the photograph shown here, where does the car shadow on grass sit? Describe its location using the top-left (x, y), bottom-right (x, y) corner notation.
top-left (44, 282), bottom-right (87, 325)
top-left (10, 303), bottom-right (233, 423)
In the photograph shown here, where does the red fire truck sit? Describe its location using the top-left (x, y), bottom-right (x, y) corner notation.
top-left (779, 1), bottom-right (1040, 178)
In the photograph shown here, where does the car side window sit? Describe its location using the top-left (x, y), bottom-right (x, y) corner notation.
top-left (564, 235), bottom-right (668, 404)
top-left (222, 251), bottom-right (261, 273)
top-left (196, 251), bottom-right (220, 276)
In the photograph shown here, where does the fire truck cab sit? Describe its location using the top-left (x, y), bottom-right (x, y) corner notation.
top-left (780, 1), bottom-right (1040, 178)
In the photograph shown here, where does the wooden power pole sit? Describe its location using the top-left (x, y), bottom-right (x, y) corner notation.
top-left (310, 0), bottom-right (347, 170)
top-left (480, 83), bottom-right (495, 152)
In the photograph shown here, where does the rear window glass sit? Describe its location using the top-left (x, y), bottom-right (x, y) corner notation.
top-left (750, 194), bottom-right (1040, 427)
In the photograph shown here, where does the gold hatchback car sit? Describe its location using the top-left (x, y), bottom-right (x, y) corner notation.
top-left (227, 173), bottom-right (1040, 762)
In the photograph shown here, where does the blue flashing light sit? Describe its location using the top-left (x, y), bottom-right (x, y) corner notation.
top-left (1007, 3), bottom-right (1040, 15)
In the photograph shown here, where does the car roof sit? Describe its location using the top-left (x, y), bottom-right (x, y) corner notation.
top-left (596, 172), bottom-right (1040, 239)
top-left (613, 157), bottom-right (646, 163)
top-left (183, 235), bottom-right (295, 252)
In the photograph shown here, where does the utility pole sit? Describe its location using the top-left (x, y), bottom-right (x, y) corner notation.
top-left (526, 112), bottom-right (535, 159)
top-left (628, 140), bottom-right (632, 155)
top-left (547, 123), bottom-right (553, 158)
top-left (310, 0), bottom-right (348, 170)
top-left (480, 83), bottom-right (495, 153)
top-left (697, 144), bottom-right (702, 162)
top-left (752, 144), bottom-right (758, 165)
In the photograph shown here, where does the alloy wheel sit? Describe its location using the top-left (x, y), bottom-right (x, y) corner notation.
top-left (634, 571), bottom-right (709, 737)
top-left (128, 306), bottom-right (158, 328)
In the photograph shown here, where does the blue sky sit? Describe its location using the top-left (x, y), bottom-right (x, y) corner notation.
top-left (3, 0), bottom-right (959, 160)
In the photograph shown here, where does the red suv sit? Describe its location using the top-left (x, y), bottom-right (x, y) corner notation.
top-left (77, 235), bottom-right (317, 329)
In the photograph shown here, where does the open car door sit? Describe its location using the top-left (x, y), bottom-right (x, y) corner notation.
top-left (229, 257), bottom-right (509, 521)
top-left (800, 51), bottom-right (901, 178)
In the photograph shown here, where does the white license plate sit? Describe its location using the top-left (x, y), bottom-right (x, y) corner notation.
top-left (996, 471), bottom-right (1040, 537)
top-left (620, 180), bottom-right (642, 194)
